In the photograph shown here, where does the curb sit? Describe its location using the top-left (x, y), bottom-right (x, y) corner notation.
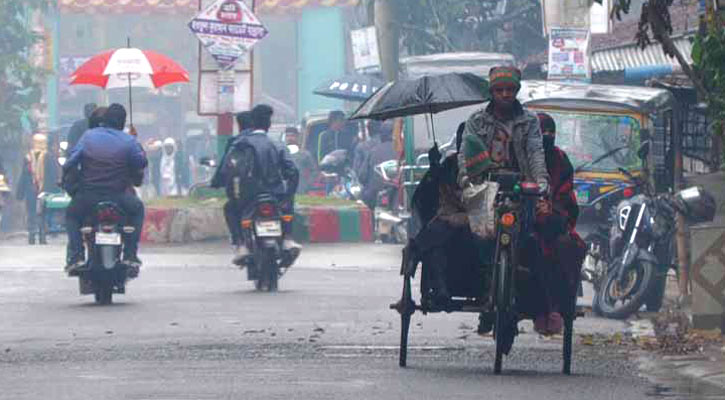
top-left (140, 204), bottom-right (373, 244)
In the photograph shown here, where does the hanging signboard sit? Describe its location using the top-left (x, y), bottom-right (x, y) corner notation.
top-left (350, 26), bottom-right (380, 72)
top-left (193, 0), bottom-right (258, 116)
top-left (548, 27), bottom-right (591, 81)
top-left (189, 0), bottom-right (267, 71)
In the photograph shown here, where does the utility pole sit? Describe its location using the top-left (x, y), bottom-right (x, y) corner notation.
top-left (374, 0), bottom-right (399, 82)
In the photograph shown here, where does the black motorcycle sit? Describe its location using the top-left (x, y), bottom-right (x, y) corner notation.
top-left (240, 193), bottom-right (299, 292)
top-left (318, 149), bottom-right (361, 200)
top-left (586, 145), bottom-right (715, 318)
top-left (76, 202), bottom-right (137, 305)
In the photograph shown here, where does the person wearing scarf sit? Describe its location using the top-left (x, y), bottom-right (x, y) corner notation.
top-left (16, 134), bottom-right (50, 244)
top-left (523, 113), bottom-right (587, 335)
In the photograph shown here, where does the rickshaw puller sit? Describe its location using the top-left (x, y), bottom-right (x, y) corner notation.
top-left (458, 66), bottom-right (556, 335)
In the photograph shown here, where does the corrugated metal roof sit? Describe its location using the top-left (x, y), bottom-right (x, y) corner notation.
top-left (592, 34), bottom-right (694, 72)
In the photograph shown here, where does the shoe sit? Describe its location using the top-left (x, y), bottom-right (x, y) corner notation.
top-left (282, 239), bottom-right (302, 252)
top-left (534, 315), bottom-right (549, 335)
top-left (477, 313), bottom-right (494, 335)
top-left (232, 245), bottom-right (251, 265)
top-left (65, 256), bottom-right (85, 276)
top-left (123, 255), bottom-right (142, 278)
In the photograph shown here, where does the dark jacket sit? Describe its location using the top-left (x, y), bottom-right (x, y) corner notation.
top-left (64, 127), bottom-right (148, 194)
top-left (220, 130), bottom-right (299, 198)
top-left (210, 129), bottom-right (252, 188)
top-left (16, 153), bottom-right (59, 201)
top-left (67, 118), bottom-right (89, 152)
top-left (458, 101), bottom-right (548, 186)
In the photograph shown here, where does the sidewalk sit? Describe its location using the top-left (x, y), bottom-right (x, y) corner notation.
top-left (632, 276), bottom-right (725, 390)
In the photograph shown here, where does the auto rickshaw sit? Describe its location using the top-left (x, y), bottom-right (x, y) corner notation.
top-left (517, 80), bottom-right (675, 235)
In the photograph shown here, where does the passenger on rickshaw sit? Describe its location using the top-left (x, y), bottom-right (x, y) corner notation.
top-left (408, 123), bottom-right (492, 310)
top-left (527, 113), bottom-right (587, 335)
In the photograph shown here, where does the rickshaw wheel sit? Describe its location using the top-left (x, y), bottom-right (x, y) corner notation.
top-left (494, 250), bottom-right (513, 375)
top-left (398, 275), bottom-right (414, 367)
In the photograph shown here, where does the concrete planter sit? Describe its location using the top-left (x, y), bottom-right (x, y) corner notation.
top-left (140, 203), bottom-right (373, 244)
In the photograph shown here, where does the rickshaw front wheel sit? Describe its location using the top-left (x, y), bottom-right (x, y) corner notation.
top-left (493, 250), bottom-right (514, 375)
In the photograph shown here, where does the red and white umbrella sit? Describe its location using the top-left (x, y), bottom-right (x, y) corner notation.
top-left (69, 45), bottom-right (190, 125)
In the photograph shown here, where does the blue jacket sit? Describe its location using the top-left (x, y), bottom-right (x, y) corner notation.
top-left (64, 127), bottom-right (147, 194)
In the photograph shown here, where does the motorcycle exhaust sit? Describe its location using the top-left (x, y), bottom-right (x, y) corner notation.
top-left (377, 211), bottom-right (403, 224)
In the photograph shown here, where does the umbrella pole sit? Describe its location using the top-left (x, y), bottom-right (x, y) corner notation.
top-left (128, 73), bottom-right (133, 127)
top-left (429, 113), bottom-right (437, 145)
top-left (127, 37), bottom-right (133, 128)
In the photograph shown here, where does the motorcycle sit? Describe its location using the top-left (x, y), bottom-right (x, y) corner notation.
top-left (373, 159), bottom-right (409, 244)
top-left (584, 142), bottom-right (716, 319)
top-left (240, 193), bottom-right (300, 292)
top-left (318, 149), bottom-right (362, 200)
top-left (76, 202), bottom-right (138, 305)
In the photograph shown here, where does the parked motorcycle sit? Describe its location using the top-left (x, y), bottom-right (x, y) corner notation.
top-left (584, 142), bottom-right (716, 319)
top-left (373, 159), bottom-right (409, 244)
top-left (240, 193), bottom-right (300, 291)
top-left (75, 202), bottom-right (138, 305)
top-left (318, 149), bottom-right (361, 200)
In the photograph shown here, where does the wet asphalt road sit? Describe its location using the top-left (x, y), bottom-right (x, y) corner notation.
top-left (0, 239), bottom-right (717, 400)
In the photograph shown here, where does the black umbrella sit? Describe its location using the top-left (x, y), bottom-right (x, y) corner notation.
top-left (313, 74), bottom-right (385, 102)
top-left (348, 72), bottom-right (489, 142)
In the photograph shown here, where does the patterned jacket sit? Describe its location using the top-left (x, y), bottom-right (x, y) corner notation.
top-left (457, 101), bottom-right (548, 186)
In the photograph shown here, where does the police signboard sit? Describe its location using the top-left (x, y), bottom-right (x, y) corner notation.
top-left (189, 0), bottom-right (268, 71)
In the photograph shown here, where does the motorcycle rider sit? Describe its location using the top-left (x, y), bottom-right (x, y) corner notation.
top-left (63, 104), bottom-right (147, 274)
top-left (457, 66), bottom-right (554, 334)
top-left (359, 120), bottom-right (396, 210)
top-left (221, 104), bottom-right (301, 264)
top-left (211, 110), bottom-right (258, 260)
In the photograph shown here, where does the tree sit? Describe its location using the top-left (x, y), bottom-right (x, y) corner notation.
top-left (392, 0), bottom-right (547, 61)
top-left (0, 0), bottom-right (50, 147)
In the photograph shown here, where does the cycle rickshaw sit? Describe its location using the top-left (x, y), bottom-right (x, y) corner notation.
top-left (349, 72), bottom-right (584, 375)
top-left (392, 170), bottom-right (583, 374)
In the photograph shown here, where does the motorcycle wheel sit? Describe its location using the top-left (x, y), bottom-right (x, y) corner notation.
top-left (645, 271), bottom-right (668, 312)
top-left (595, 260), bottom-right (656, 319)
top-left (94, 283), bottom-right (113, 305)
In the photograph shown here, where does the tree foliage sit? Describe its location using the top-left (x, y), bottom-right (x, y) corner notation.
top-left (0, 0), bottom-right (50, 146)
top-left (393, 0), bottom-right (546, 61)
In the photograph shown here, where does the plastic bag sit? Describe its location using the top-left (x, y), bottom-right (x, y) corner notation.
top-left (462, 181), bottom-right (499, 239)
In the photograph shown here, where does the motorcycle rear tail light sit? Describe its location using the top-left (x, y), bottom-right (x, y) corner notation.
top-left (281, 215), bottom-right (294, 222)
top-left (381, 195), bottom-right (389, 207)
top-left (242, 219), bottom-right (252, 229)
top-left (97, 208), bottom-right (121, 224)
top-left (623, 187), bottom-right (634, 198)
top-left (258, 203), bottom-right (275, 217)
top-left (100, 224), bottom-right (115, 233)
